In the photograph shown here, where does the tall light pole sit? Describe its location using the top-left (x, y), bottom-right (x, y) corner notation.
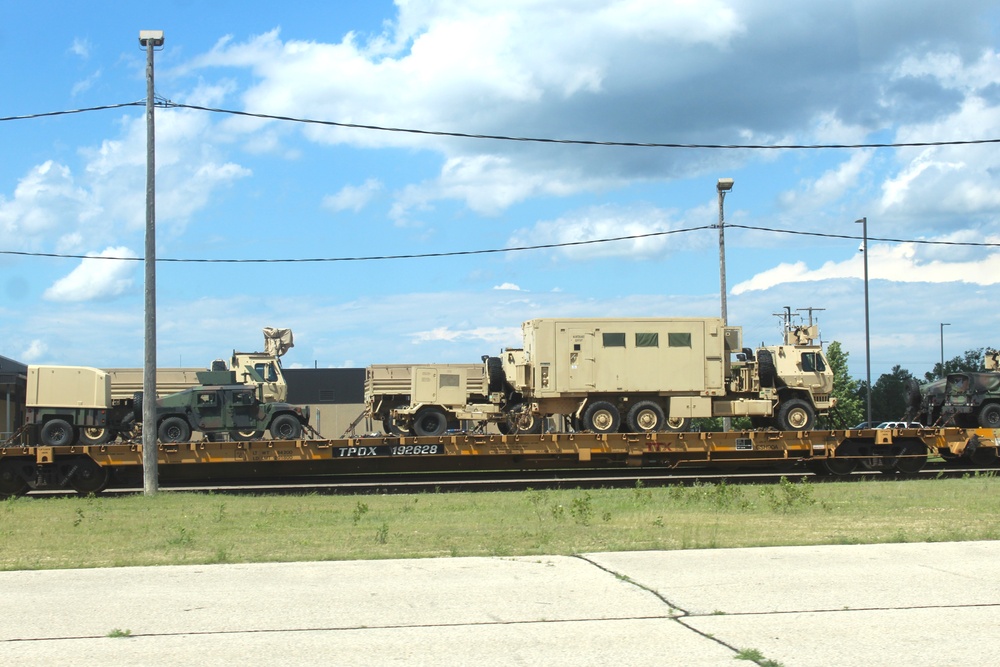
top-left (717, 178), bottom-right (733, 433)
top-left (856, 217), bottom-right (871, 425)
top-left (140, 30), bottom-right (164, 496)
top-left (940, 322), bottom-right (950, 378)
top-left (717, 178), bottom-right (734, 325)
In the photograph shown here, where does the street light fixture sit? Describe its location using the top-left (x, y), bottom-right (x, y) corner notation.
top-left (140, 30), bottom-right (164, 495)
top-left (717, 178), bottom-right (734, 433)
top-left (717, 178), bottom-right (734, 325)
top-left (856, 216), bottom-right (871, 425)
top-left (940, 323), bottom-right (950, 378)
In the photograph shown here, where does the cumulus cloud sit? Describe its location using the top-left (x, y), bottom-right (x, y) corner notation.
top-left (43, 247), bottom-right (137, 302)
top-left (493, 283), bottom-right (521, 291)
top-left (732, 242), bottom-right (1000, 294)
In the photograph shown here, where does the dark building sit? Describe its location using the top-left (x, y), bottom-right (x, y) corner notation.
top-left (0, 355), bottom-right (27, 439)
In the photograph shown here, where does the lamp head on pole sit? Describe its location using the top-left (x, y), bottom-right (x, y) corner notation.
top-left (717, 178), bottom-right (734, 193)
top-left (139, 30), bottom-right (165, 48)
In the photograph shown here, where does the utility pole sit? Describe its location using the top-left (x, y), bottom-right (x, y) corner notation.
top-left (716, 179), bottom-right (733, 432)
top-left (140, 30), bottom-right (164, 495)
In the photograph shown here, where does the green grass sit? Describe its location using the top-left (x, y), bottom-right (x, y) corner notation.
top-left (3, 475), bottom-right (1000, 570)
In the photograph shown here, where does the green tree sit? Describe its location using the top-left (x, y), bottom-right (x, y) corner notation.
top-left (817, 341), bottom-right (863, 429)
top-left (871, 364), bottom-right (916, 422)
top-left (925, 348), bottom-right (986, 382)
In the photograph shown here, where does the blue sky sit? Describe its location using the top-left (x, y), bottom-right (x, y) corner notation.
top-left (2, 1), bottom-right (999, 382)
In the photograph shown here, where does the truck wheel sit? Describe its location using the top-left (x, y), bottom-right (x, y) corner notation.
top-left (270, 414), bottom-right (302, 440)
top-left (158, 417), bottom-right (191, 443)
top-left (413, 407), bottom-right (448, 437)
top-left (626, 401), bottom-right (665, 432)
top-left (583, 401), bottom-right (620, 434)
top-left (486, 357), bottom-right (506, 394)
top-left (503, 402), bottom-right (543, 434)
top-left (776, 398), bottom-right (815, 431)
top-left (757, 349), bottom-right (777, 386)
top-left (231, 430), bottom-right (263, 441)
top-left (978, 404), bottom-right (1000, 429)
top-left (663, 416), bottom-right (691, 432)
top-left (79, 427), bottom-right (111, 446)
top-left (40, 419), bottom-right (75, 447)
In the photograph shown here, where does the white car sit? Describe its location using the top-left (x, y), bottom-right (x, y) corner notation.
top-left (875, 421), bottom-right (923, 429)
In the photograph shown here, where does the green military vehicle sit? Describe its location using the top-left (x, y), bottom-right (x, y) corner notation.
top-left (139, 370), bottom-right (310, 443)
top-left (912, 349), bottom-right (1000, 429)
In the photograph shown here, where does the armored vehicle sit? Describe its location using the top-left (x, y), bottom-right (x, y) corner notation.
top-left (912, 349), bottom-right (1000, 428)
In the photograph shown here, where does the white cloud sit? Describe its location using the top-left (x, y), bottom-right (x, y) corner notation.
top-left (323, 178), bottom-right (383, 213)
top-left (732, 242), bottom-right (1000, 294)
top-left (21, 340), bottom-right (48, 363)
top-left (493, 283), bottom-right (521, 291)
top-left (507, 204), bottom-right (700, 261)
top-left (69, 38), bottom-right (91, 59)
top-left (42, 247), bottom-right (137, 302)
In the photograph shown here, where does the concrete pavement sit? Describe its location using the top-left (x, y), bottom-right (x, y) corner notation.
top-left (2, 541), bottom-right (998, 666)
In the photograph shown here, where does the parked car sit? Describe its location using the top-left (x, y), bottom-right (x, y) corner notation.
top-left (875, 421), bottom-right (923, 429)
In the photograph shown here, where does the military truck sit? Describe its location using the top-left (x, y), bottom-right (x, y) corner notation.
top-left (139, 370), bottom-right (310, 443)
top-left (364, 363), bottom-right (503, 436)
top-left (912, 349), bottom-right (1000, 428)
top-left (489, 316), bottom-right (835, 433)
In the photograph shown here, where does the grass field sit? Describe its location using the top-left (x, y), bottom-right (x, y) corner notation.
top-left (2, 474), bottom-right (999, 571)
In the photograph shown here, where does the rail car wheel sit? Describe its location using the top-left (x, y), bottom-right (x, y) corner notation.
top-left (893, 441), bottom-right (928, 474)
top-left (269, 414), bottom-right (302, 440)
top-left (821, 457), bottom-right (857, 476)
top-left (775, 399), bottom-right (815, 431)
top-left (67, 457), bottom-right (110, 496)
top-left (0, 458), bottom-right (30, 498)
top-left (583, 401), bottom-right (621, 434)
top-left (40, 418), bottom-right (75, 447)
top-left (626, 401), bottom-right (665, 433)
top-left (158, 417), bottom-right (191, 443)
top-left (79, 426), bottom-right (112, 446)
top-left (503, 403), bottom-right (544, 434)
top-left (412, 407), bottom-right (448, 437)
top-left (978, 404), bottom-right (1000, 429)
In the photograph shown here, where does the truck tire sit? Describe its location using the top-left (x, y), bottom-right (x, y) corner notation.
top-left (502, 402), bottom-right (544, 434)
top-left (757, 349), bottom-right (776, 387)
top-left (486, 357), bottom-right (506, 394)
top-left (158, 416), bottom-right (191, 443)
top-left (132, 392), bottom-right (144, 421)
top-left (79, 426), bottom-right (112, 446)
top-left (269, 414), bottom-right (302, 440)
top-left (413, 407), bottom-right (448, 437)
top-left (626, 401), bottom-right (665, 433)
top-left (978, 403), bottom-right (1000, 429)
top-left (40, 418), bottom-right (75, 447)
top-left (583, 401), bottom-right (621, 434)
top-left (231, 430), bottom-right (263, 441)
top-left (775, 398), bottom-right (815, 431)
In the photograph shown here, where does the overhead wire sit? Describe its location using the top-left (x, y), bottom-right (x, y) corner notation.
top-left (1, 224), bottom-right (997, 263)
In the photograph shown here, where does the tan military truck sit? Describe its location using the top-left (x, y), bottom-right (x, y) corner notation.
top-left (365, 363), bottom-right (504, 436)
top-left (494, 317), bottom-right (835, 433)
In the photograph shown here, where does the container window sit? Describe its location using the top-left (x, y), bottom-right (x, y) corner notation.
top-left (668, 333), bottom-right (692, 348)
top-left (635, 333), bottom-right (659, 348)
top-left (602, 333), bottom-right (626, 347)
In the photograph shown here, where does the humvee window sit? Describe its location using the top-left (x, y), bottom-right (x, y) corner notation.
top-left (668, 333), bottom-right (692, 348)
top-left (603, 333), bottom-right (626, 347)
top-left (197, 392), bottom-right (216, 406)
top-left (233, 391), bottom-right (254, 406)
top-left (636, 333), bottom-right (659, 348)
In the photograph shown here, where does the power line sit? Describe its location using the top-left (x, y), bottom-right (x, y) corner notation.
top-left (0, 102), bottom-right (143, 122)
top-left (2, 223), bottom-right (997, 264)
top-left (4, 99), bottom-right (1000, 151)
top-left (164, 101), bottom-right (1000, 150)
